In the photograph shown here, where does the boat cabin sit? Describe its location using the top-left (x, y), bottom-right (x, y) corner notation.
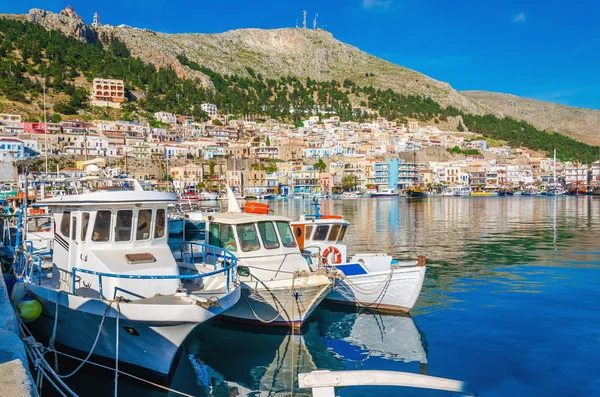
top-left (291, 215), bottom-right (350, 266)
top-left (41, 186), bottom-right (181, 300)
top-left (204, 212), bottom-right (310, 281)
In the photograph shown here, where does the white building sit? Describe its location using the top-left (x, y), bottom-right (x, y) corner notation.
top-left (200, 103), bottom-right (218, 117)
top-left (65, 136), bottom-right (118, 157)
top-left (154, 111), bottom-right (177, 125)
top-left (0, 138), bottom-right (25, 161)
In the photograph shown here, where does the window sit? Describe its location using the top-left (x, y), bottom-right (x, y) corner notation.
top-left (60, 212), bottom-right (71, 238)
top-left (92, 210), bottom-right (112, 242)
top-left (237, 223), bottom-right (261, 252)
top-left (154, 208), bottom-right (166, 238)
top-left (71, 216), bottom-right (77, 240)
top-left (338, 226), bottom-right (348, 241)
top-left (258, 222), bottom-right (279, 249)
top-left (209, 223), bottom-right (237, 252)
top-left (116, 210), bottom-right (133, 242)
top-left (81, 213), bottom-right (90, 241)
top-left (136, 209), bottom-right (152, 241)
top-left (276, 222), bottom-right (297, 248)
top-left (327, 224), bottom-right (342, 242)
top-left (305, 225), bottom-right (314, 240)
top-left (313, 225), bottom-right (329, 241)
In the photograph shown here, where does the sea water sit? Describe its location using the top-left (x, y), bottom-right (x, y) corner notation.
top-left (62, 196), bottom-right (600, 397)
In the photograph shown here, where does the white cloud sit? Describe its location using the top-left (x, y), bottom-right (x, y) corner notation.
top-left (512, 12), bottom-right (526, 23)
top-left (363, 0), bottom-right (393, 10)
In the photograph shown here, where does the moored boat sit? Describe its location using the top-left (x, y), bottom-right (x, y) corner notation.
top-left (369, 188), bottom-right (400, 198)
top-left (291, 204), bottom-right (426, 313)
top-left (203, 188), bottom-right (333, 328)
top-left (12, 180), bottom-right (240, 379)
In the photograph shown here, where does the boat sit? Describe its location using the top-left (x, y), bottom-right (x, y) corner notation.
top-left (199, 191), bottom-right (219, 201)
top-left (470, 191), bottom-right (494, 197)
top-left (291, 203), bottom-right (426, 313)
top-left (203, 187), bottom-right (333, 328)
top-left (369, 188), bottom-right (400, 198)
top-left (25, 213), bottom-right (53, 257)
top-left (179, 192), bottom-right (200, 202)
top-left (407, 185), bottom-right (428, 199)
top-left (567, 184), bottom-right (587, 196)
top-left (591, 186), bottom-right (600, 196)
top-left (12, 180), bottom-right (241, 379)
top-left (454, 186), bottom-right (471, 197)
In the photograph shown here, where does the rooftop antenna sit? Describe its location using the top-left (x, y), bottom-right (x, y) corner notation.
top-left (303, 10), bottom-right (307, 29)
top-left (296, 18), bottom-right (298, 28)
top-left (313, 13), bottom-right (318, 30)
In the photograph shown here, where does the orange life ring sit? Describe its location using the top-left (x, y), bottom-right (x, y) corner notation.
top-left (322, 246), bottom-right (342, 265)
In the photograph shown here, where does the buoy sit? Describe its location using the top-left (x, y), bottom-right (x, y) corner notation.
top-left (16, 294), bottom-right (43, 323)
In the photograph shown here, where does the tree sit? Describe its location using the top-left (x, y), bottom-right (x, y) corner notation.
top-left (265, 136), bottom-right (271, 146)
top-left (342, 174), bottom-right (358, 191)
top-left (457, 121), bottom-right (465, 132)
top-left (212, 119), bottom-right (223, 126)
top-left (314, 159), bottom-right (327, 173)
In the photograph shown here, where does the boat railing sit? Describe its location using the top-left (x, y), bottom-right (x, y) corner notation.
top-left (298, 370), bottom-right (469, 397)
top-left (68, 243), bottom-right (238, 299)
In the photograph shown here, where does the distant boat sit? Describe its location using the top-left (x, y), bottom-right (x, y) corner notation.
top-left (369, 188), bottom-right (400, 198)
top-left (407, 185), bottom-right (428, 199)
top-left (590, 186), bottom-right (600, 196)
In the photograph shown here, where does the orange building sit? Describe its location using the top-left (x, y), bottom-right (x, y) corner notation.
top-left (91, 78), bottom-right (125, 107)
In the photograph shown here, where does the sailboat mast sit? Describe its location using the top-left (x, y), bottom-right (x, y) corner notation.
top-left (553, 149), bottom-right (556, 186)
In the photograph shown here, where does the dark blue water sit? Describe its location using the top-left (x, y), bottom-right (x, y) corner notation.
top-left (66, 197), bottom-right (600, 396)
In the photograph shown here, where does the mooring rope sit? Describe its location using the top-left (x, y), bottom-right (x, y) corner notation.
top-left (242, 273), bottom-right (297, 324)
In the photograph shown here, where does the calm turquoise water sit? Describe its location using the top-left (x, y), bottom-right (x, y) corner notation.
top-left (64, 197), bottom-right (600, 396)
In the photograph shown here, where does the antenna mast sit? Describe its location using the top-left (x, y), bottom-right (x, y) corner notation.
top-left (313, 13), bottom-right (318, 30)
top-left (303, 10), bottom-right (307, 29)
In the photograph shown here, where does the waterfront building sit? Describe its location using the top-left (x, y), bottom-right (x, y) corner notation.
top-left (91, 78), bottom-right (125, 108)
top-left (591, 161), bottom-right (600, 183)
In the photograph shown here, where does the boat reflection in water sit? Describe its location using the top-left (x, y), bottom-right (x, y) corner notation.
top-left (314, 304), bottom-right (429, 374)
top-left (169, 306), bottom-right (429, 396)
top-left (169, 320), bottom-right (343, 396)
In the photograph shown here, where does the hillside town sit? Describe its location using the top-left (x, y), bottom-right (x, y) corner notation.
top-left (1, 80), bottom-right (600, 196)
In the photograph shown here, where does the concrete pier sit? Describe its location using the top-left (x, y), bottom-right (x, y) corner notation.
top-left (0, 270), bottom-right (36, 397)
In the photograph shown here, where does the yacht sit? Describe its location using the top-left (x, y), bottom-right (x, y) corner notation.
top-left (369, 188), bottom-right (400, 198)
top-left (12, 180), bottom-right (240, 379)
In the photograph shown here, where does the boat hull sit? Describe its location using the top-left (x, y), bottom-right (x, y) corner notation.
top-left (221, 275), bottom-right (332, 327)
top-left (407, 191), bottom-right (428, 198)
top-left (25, 282), bottom-right (233, 378)
top-left (326, 266), bottom-right (426, 313)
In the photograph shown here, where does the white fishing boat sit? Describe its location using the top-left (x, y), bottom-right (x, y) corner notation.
top-left (369, 188), bottom-right (400, 198)
top-left (12, 180), bottom-right (240, 379)
top-left (291, 204), bottom-right (426, 313)
top-left (203, 187), bottom-right (333, 328)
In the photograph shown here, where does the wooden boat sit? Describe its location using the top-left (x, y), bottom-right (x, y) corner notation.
top-left (291, 204), bottom-right (426, 313)
top-left (407, 185), bottom-right (428, 199)
top-left (201, 187), bottom-right (332, 328)
top-left (567, 184), bottom-right (587, 195)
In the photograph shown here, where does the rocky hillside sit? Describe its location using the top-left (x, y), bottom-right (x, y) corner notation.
top-left (463, 91), bottom-right (600, 146)
top-left (1, 7), bottom-right (597, 146)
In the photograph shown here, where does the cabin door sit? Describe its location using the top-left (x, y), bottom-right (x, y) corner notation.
top-left (67, 211), bottom-right (80, 272)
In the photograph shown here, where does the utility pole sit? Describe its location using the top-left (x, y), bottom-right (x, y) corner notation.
top-left (84, 129), bottom-right (88, 161)
top-left (43, 78), bottom-right (48, 176)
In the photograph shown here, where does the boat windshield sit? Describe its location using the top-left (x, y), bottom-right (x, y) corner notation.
top-left (136, 209), bottom-right (152, 241)
top-left (313, 225), bottom-right (329, 241)
top-left (276, 221), bottom-right (297, 248)
top-left (258, 221), bottom-right (280, 249)
top-left (209, 223), bottom-right (237, 252)
top-left (338, 225), bottom-right (348, 241)
top-left (327, 224), bottom-right (342, 242)
top-left (237, 223), bottom-right (260, 252)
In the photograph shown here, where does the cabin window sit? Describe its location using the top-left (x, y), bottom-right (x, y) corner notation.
top-left (154, 208), bottom-right (166, 238)
top-left (116, 210), bottom-right (133, 242)
top-left (60, 212), bottom-right (71, 238)
top-left (81, 212), bottom-right (90, 241)
top-left (92, 210), bottom-right (112, 242)
top-left (338, 226), bottom-right (348, 241)
top-left (327, 224), bottom-right (342, 242)
top-left (276, 222), bottom-right (297, 248)
top-left (136, 209), bottom-right (152, 241)
top-left (237, 223), bottom-right (261, 252)
top-left (305, 225), bottom-right (314, 240)
top-left (258, 222), bottom-right (280, 250)
top-left (71, 216), bottom-right (77, 240)
top-left (313, 225), bottom-right (329, 241)
top-left (209, 223), bottom-right (237, 252)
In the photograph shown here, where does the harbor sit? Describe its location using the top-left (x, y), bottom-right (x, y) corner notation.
top-left (1, 189), bottom-right (599, 396)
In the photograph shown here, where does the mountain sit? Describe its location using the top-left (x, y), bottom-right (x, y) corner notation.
top-left (1, 7), bottom-right (598, 159)
top-left (463, 91), bottom-right (600, 146)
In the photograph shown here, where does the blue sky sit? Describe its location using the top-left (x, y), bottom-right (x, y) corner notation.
top-left (4, 0), bottom-right (600, 110)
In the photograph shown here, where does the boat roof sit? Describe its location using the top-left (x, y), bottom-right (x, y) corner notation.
top-left (40, 190), bottom-right (176, 206)
top-left (293, 217), bottom-right (350, 226)
top-left (208, 212), bottom-right (291, 225)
